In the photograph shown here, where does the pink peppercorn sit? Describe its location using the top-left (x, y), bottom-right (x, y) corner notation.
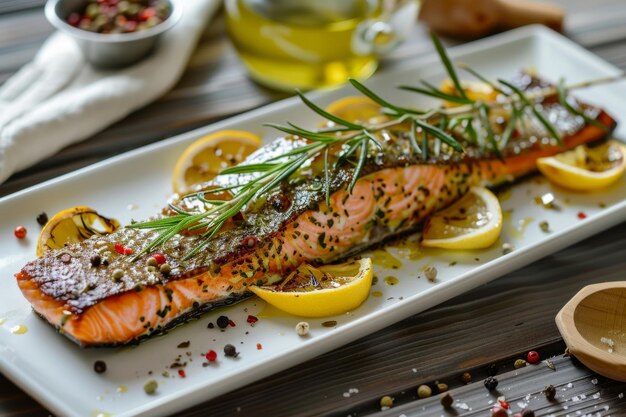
top-left (247, 315), bottom-right (258, 324)
top-left (527, 350), bottom-right (540, 364)
top-left (178, 369), bottom-right (186, 378)
top-left (205, 350), bottom-right (217, 362)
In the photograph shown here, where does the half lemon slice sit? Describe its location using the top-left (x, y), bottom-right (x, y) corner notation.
top-left (172, 130), bottom-right (262, 195)
top-left (37, 207), bottom-right (120, 257)
top-left (421, 187), bottom-right (503, 250)
top-left (536, 140), bottom-right (626, 191)
top-left (250, 258), bottom-right (373, 317)
top-left (324, 96), bottom-right (383, 123)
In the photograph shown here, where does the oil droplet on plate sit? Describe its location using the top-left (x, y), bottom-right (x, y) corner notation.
top-left (116, 385), bottom-right (127, 393)
top-left (497, 188), bottom-right (512, 202)
top-left (392, 242), bottom-right (424, 261)
top-left (10, 324), bottom-right (27, 334)
top-left (383, 276), bottom-right (399, 286)
top-left (257, 303), bottom-right (289, 319)
top-left (371, 291), bottom-right (383, 297)
top-left (370, 249), bottom-right (403, 269)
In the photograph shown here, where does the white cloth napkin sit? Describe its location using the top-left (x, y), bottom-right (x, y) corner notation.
top-left (0, 0), bottom-right (221, 184)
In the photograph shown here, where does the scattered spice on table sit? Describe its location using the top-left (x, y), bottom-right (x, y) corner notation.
top-left (379, 395), bottom-right (393, 408)
top-left (224, 344), bottom-right (238, 358)
top-left (296, 321), bottom-right (310, 336)
top-left (36, 212), bottom-right (48, 226)
top-left (545, 359), bottom-right (556, 371)
top-left (14, 226), bottom-right (27, 239)
top-left (144, 379), bottom-right (158, 395)
top-left (484, 376), bottom-right (498, 391)
top-left (526, 350), bottom-right (540, 364)
top-left (436, 382), bottom-right (448, 393)
top-left (544, 384), bottom-right (556, 401)
top-left (520, 408), bottom-right (536, 417)
top-left (491, 405), bottom-right (508, 417)
top-left (461, 371), bottom-right (472, 384)
top-left (94, 360), bottom-right (107, 374)
top-left (487, 363), bottom-right (498, 376)
top-left (440, 392), bottom-right (453, 409)
top-left (417, 384), bottom-right (432, 398)
top-left (514, 359), bottom-right (526, 369)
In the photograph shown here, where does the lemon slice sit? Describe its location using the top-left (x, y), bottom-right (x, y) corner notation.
top-left (172, 130), bottom-right (262, 195)
top-left (440, 79), bottom-right (499, 107)
top-left (421, 187), bottom-right (503, 250)
top-left (250, 258), bottom-right (373, 317)
top-left (37, 207), bottom-right (120, 257)
top-left (536, 140), bottom-right (626, 191)
top-left (324, 96), bottom-right (382, 123)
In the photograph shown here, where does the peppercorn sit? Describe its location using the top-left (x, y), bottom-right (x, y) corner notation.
top-left (216, 315), bottom-right (229, 329)
top-left (502, 242), bottom-right (513, 255)
top-left (539, 221), bottom-right (550, 233)
top-left (484, 376), bottom-right (498, 391)
top-left (296, 321), bottom-right (310, 336)
top-left (521, 409), bottom-right (536, 417)
top-left (544, 385), bottom-right (556, 401)
top-left (514, 359), bottom-right (526, 369)
top-left (144, 379), bottom-right (158, 395)
top-left (146, 257), bottom-right (158, 267)
top-left (461, 371), bottom-right (472, 384)
top-left (436, 382), bottom-right (448, 393)
top-left (527, 350), bottom-right (540, 364)
top-left (112, 269), bottom-right (124, 281)
top-left (440, 392), bottom-right (453, 409)
top-left (269, 194), bottom-right (291, 212)
top-left (153, 253), bottom-right (166, 265)
top-left (246, 315), bottom-right (258, 324)
top-left (206, 350), bottom-right (217, 362)
top-left (491, 406), bottom-right (508, 417)
top-left (417, 384), bottom-right (432, 398)
top-left (487, 363), bottom-right (498, 376)
top-left (207, 322), bottom-right (214, 329)
top-left (159, 263), bottom-right (171, 275)
top-left (94, 360), bottom-right (107, 374)
top-left (14, 226), bottom-right (27, 239)
top-left (424, 265), bottom-right (437, 282)
top-left (90, 254), bottom-right (101, 267)
top-left (36, 212), bottom-right (48, 226)
top-left (379, 395), bottom-right (393, 408)
top-left (124, 247), bottom-right (134, 256)
top-left (224, 344), bottom-right (238, 357)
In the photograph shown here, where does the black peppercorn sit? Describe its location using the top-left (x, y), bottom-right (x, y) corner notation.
top-left (484, 376), bottom-right (498, 391)
top-left (216, 315), bottom-right (229, 329)
top-left (268, 194), bottom-right (291, 212)
top-left (487, 363), bottom-right (498, 376)
top-left (224, 344), bottom-right (238, 357)
top-left (36, 212), bottom-right (49, 226)
top-left (207, 322), bottom-right (214, 329)
top-left (440, 392), bottom-right (453, 409)
top-left (544, 385), bottom-right (556, 401)
top-left (90, 254), bottom-right (102, 267)
top-left (94, 360), bottom-right (107, 374)
top-left (521, 409), bottom-right (536, 417)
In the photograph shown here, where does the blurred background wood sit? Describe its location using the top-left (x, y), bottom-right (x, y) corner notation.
top-left (1, 0), bottom-right (626, 416)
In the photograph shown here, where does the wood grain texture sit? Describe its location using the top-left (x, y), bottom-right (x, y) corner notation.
top-left (1, 0), bottom-right (626, 416)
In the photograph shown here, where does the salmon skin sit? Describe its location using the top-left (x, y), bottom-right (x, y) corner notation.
top-left (16, 77), bottom-right (616, 346)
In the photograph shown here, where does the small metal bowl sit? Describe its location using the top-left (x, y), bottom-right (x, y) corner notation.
top-left (45, 0), bottom-right (182, 68)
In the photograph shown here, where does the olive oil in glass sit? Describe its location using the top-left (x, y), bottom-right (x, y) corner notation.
top-left (225, 0), bottom-right (383, 91)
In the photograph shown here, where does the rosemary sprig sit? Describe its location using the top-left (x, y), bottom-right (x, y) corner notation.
top-left (128, 34), bottom-right (623, 260)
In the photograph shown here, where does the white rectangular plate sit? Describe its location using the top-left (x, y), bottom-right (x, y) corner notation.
top-left (1, 26), bottom-right (626, 417)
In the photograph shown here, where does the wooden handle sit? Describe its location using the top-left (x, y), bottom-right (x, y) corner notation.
top-left (497, 0), bottom-right (565, 32)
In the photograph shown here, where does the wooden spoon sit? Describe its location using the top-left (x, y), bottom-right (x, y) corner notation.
top-left (556, 282), bottom-right (626, 382)
top-left (419, 0), bottom-right (564, 39)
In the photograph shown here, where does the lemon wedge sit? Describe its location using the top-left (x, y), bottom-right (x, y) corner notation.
top-left (536, 140), bottom-right (626, 191)
top-left (421, 187), bottom-right (503, 250)
top-left (440, 79), bottom-right (499, 107)
top-left (172, 130), bottom-right (261, 195)
top-left (250, 258), bottom-right (373, 317)
top-left (324, 96), bottom-right (382, 123)
top-left (37, 207), bottom-right (120, 257)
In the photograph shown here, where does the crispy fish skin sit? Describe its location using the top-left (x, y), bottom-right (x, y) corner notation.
top-left (15, 87), bottom-right (616, 346)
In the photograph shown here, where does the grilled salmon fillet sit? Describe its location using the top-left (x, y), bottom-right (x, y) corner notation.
top-left (16, 77), bottom-right (616, 346)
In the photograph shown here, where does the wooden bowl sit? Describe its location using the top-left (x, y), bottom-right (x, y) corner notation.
top-left (556, 282), bottom-right (626, 381)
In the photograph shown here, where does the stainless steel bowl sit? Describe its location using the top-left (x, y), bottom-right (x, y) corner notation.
top-left (45, 0), bottom-right (182, 68)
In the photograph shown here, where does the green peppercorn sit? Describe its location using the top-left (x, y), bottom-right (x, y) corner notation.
top-left (143, 379), bottom-right (158, 395)
top-left (417, 384), bottom-right (432, 398)
top-left (484, 376), bottom-right (498, 391)
top-left (539, 220), bottom-right (550, 233)
top-left (461, 371), bottom-right (472, 384)
top-left (160, 263), bottom-right (171, 275)
top-left (147, 257), bottom-right (158, 267)
top-left (112, 269), bottom-right (124, 281)
top-left (440, 392), bottom-right (453, 409)
top-left (514, 359), bottom-right (527, 369)
top-left (379, 395), bottom-right (393, 408)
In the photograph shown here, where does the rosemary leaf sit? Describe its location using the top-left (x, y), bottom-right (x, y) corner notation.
top-left (221, 163), bottom-right (278, 174)
top-left (422, 128), bottom-right (428, 161)
top-left (349, 79), bottom-right (424, 115)
top-left (457, 63), bottom-right (507, 96)
top-left (499, 105), bottom-right (518, 151)
top-left (324, 147), bottom-right (331, 207)
top-left (296, 90), bottom-right (364, 130)
top-left (430, 32), bottom-right (467, 100)
top-left (408, 120), bottom-right (422, 154)
top-left (264, 123), bottom-right (337, 142)
top-left (557, 78), bottom-right (607, 131)
top-left (414, 119), bottom-right (464, 152)
top-left (479, 104), bottom-right (502, 158)
top-left (348, 139), bottom-right (369, 192)
top-left (399, 85), bottom-right (472, 104)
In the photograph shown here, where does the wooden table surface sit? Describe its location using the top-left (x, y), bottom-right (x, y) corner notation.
top-left (2, 1), bottom-right (626, 416)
